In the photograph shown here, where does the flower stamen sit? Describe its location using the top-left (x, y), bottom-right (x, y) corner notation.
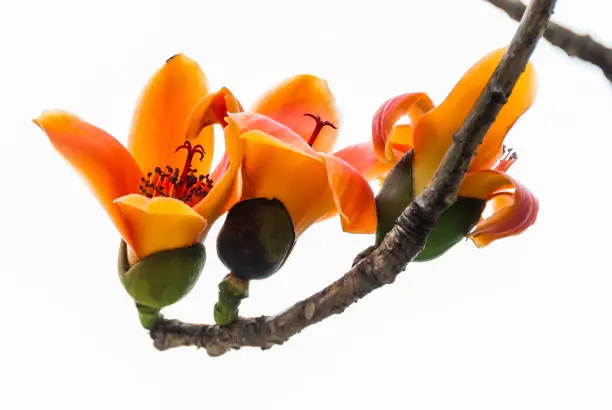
top-left (304, 113), bottom-right (337, 146)
top-left (138, 141), bottom-right (213, 206)
top-left (494, 145), bottom-right (519, 172)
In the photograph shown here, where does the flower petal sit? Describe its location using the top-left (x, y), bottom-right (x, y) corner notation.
top-left (238, 129), bottom-right (332, 235)
top-left (389, 124), bottom-right (415, 154)
top-left (228, 112), bottom-right (318, 158)
top-left (185, 87), bottom-right (244, 137)
top-left (34, 110), bottom-right (142, 250)
top-left (372, 93), bottom-right (434, 163)
top-left (192, 164), bottom-right (242, 229)
top-left (183, 87), bottom-right (243, 175)
top-left (333, 142), bottom-right (393, 181)
top-left (413, 48), bottom-right (536, 194)
top-left (114, 194), bottom-right (207, 260)
top-left (322, 154), bottom-right (377, 234)
top-left (460, 170), bottom-right (538, 247)
top-left (128, 53), bottom-right (209, 173)
top-left (252, 75), bottom-right (340, 153)
top-left (190, 108), bottom-right (248, 224)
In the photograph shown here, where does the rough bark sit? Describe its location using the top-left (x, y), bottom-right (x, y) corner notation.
top-left (151, 0), bottom-right (557, 357)
top-left (485, 0), bottom-right (612, 82)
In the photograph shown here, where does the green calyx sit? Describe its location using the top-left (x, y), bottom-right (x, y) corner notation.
top-left (117, 241), bottom-right (206, 311)
top-left (375, 150), bottom-right (414, 246)
top-left (374, 150), bottom-right (486, 261)
top-left (217, 197), bottom-right (295, 281)
top-left (415, 197), bottom-right (486, 261)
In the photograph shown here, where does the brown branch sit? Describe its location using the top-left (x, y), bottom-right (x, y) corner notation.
top-left (485, 0), bottom-right (612, 82)
top-left (150, 0), bottom-right (556, 357)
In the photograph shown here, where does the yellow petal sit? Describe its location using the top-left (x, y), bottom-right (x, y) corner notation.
top-left (128, 53), bottom-right (210, 173)
top-left (239, 130), bottom-right (333, 236)
top-left (34, 110), bottom-right (142, 251)
top-left (413, 48), bottom-right (537, 194)
top-left (114, 194), bottom-right (207, 260)
top-left (252, 75), bottom-right (340, 153)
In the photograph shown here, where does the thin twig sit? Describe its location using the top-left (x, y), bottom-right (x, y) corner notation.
top-left (150, 0), bottom-right (556, 357)
top-left (485, 0), bottom-right (612, 82)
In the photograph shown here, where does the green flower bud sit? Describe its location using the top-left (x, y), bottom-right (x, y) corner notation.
top-left (117, 241), bottom-right (206, 309)
top-left (217, 198), bottom-right (295, 280)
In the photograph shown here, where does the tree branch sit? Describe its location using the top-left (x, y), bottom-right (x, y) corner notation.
top-left (150, 0), bottom-right (556, 357)
top-left (485, 0), bottom-right (612, 82)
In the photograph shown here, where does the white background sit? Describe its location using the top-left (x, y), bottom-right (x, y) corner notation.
top-left (1, 0), bottom-right (611, 409)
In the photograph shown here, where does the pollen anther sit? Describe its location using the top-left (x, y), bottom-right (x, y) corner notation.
top-left (138, 140), bottom-right (213, 206)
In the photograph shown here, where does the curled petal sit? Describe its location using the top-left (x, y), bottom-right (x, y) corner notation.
top-left (34, 110), bottom-right (142, 251)
top-left (322, 154), bottom-right (377, 234)
top-left (186, 87), bottom-right (243, 137)
top-left (413, 48), bottom-right (536, 193)
top-left (460, 171), bottom-right (538, 247)
top-left (372, 93), bottom-right (434, 163)
top-left (334, 142), bottom-right (393, 181)
top-left (183, 87), bottom-right (243, 176)
top-left (128, 53), bottom-right (209, 173)
top-left (252, 75), bottom-right (340, 153)
top-left (114, 195), bottom-right (207, 261)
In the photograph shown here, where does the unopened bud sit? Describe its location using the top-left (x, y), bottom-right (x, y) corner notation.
top-left (217, 198), bottom-right (295, 280)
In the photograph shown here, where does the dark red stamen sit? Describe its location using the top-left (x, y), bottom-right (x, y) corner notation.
top-left (138, 141), bottom-right (213, 206)
top-left (304, 113), bottom-right (337, 146)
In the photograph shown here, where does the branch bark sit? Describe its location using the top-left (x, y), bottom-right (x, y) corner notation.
top-left (485, 0), bottom-right (612, 82)
top-left (150, 0), bottom-right (556, 357)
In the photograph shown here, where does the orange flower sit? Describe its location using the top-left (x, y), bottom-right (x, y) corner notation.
top-left (35, 54), bottom-right (242, 264)
top-left (356, 48), bottom-right (539, 249)
top-left (225, 74), bottom-right (377, 238)
top-left (210, 75), bottom-right (378, 323)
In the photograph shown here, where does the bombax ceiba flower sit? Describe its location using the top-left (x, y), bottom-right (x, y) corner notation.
top-left (35, 54), bottom-right (242, 327)
top-left (203, 76), bottom-right (378, 323)
top-left (348, 48), bottom-right (539, 260)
